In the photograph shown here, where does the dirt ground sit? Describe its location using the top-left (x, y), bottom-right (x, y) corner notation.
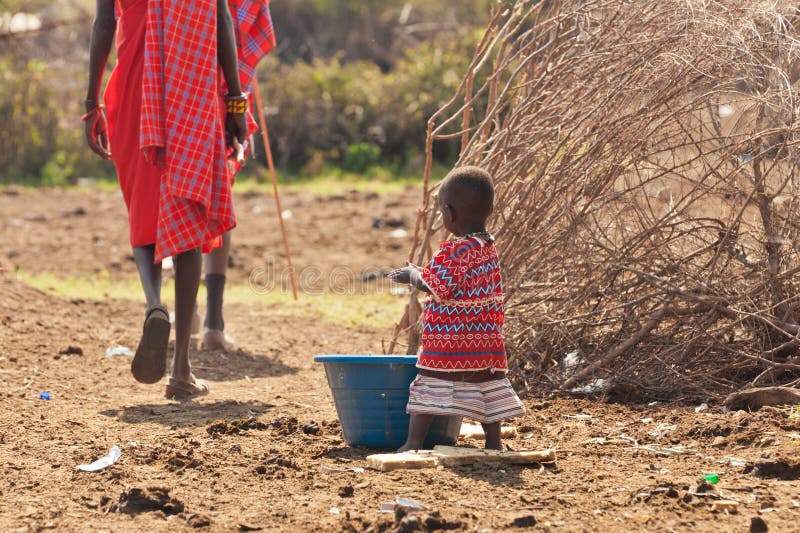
top-left (2, 186), bottom-right (800, 532)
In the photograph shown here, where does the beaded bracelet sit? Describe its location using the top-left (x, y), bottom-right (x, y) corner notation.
top-left (225, 93), bottom-right (248, 115)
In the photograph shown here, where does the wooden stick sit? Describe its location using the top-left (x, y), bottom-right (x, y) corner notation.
top-left (251, 76), bottom-right (298, 300)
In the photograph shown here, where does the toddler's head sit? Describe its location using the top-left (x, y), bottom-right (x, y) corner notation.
top-left (437, 166), bottom-right (494, 236)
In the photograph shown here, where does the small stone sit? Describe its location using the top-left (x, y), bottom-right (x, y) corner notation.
top-left (187, 514), bottom-right (211, 528)
top-left (711, 436), bottom-right (726, 447)
top-left (511, 515), bottom-right (537, 527)
top-left (59, 346), bottom-right (84, 356)
top-left (338, 485), bottom-right (354, 498)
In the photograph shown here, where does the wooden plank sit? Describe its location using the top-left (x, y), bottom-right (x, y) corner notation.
top-left (432, 446), bottom-right (556, 466)
top-left (366, 447), bottom-right (556, 471)
top-left (459, 422), bottom-right (518, 440)
top-left (366, 451), bottom-right (438, 472)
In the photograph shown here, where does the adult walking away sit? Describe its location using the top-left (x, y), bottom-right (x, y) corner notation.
top-left (199, 0), bottom-right (275, 352)
top-left (84, 0), bottom-right (259, 398)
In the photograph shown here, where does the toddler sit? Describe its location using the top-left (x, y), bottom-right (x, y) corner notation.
top-left (389, 166), bottom-right (525, 451)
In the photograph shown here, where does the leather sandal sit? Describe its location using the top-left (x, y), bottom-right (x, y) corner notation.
top-left (131, 305), bottom-right (170, 384)
top-left (165, 376), bottom-right (210, 400)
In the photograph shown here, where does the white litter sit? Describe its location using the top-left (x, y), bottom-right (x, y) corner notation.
top-left (640, 417), bottom-right (654, 424)
top-left (718, 104), bottom-right (735, 118)
top-left (695, 403), bottom-right (709, 413)
top-left (395, 498), bottom-right (426, 511)
top-left (390, 229), bottom-right (409, 239)
top-left (319, 465), bottom-right (365, 474)
top-left (379, 499), bottom-right (427, 513)
top-left (648, 423), bottom-right (676, 440)
top-left (162, 256), bottom-right (174, 270)
top-left (77, 446), bottom-right (122, 472)
top-left (329, 507), bottom-right (340, 515)
top-left (722, 456), bottom-right (748, 467)
top-left (106, 346), bottom-right (132, 357)
top-left (281, 209), bottom-right (293, 220)
top-left (629, 444), bottom-right (693, 456)
top-left (563, 414), bottom-right (592, 420)
top-left (563, 350), bottom-right (581, 373)
top-left (571, 378), bottom-right (608, 394)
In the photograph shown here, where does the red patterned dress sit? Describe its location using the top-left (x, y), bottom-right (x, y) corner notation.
top-left (418, 236), bottom-right (508, 371)
top-left (407, 235), bottom-right (525, 424)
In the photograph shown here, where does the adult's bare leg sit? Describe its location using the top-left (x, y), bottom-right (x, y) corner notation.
top-left (130, 244), bottom-right (170, 384)
top-left (204, 231), bottom-right (230, 331)
top-left (172, 247), bottom-right (202, 383)
top-left (133, 244), bottom-right (162, 309)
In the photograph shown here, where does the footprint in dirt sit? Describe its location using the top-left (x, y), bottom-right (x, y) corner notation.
top-left (110, 487), bottom-right (184, 516)
top-left (752, 456), bottom-right (800, 480)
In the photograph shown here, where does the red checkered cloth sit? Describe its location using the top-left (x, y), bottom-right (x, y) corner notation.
top-left (230, 0), bottom-right (276, 88)
top-left (140, 0), bottom-right (272, 261)
top-left (225, 0), bottom-right (276, 175)
top-left (140, 0), bottom-right (232, 260)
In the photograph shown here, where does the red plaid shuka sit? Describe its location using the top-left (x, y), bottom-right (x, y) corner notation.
top-left (139, 0), bottom-right (274, 261)
top-left (106, 0), bottom-right (274, 259)
top-left (229, 0), bottom-right (276, 88)
top-left (417, 236), bottom-right (508, 372)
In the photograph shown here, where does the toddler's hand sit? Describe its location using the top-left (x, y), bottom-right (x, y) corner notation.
top-left (388, 266), bottom-right (413, 284)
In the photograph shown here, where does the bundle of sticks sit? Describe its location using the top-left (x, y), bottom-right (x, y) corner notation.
top-left (388, 0), bottom-right (800, 400)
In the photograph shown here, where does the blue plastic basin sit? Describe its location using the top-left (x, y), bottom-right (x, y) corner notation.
top-left (314, 354), bottom-right (462, 448)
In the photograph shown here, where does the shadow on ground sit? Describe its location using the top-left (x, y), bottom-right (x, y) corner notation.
top-left (100, 399), bottom-right (274, 426)
top-left (176, 344), bottom-right (299, 381)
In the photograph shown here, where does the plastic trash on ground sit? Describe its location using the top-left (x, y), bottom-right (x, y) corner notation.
top-left (39, 392), bottom-right (51, 400)
top-left (379, 498), bottom-right (427, 514)
top-left (571, 378), bottom-right (608, 394)
top-left (319, 465), bottom-right (365, 474)
top-left (77, 445), bottom-right (122, 472)
top-left (648, 423), bottom-right (677, 440)
top-left (106, 346), bottom-right (133, 357)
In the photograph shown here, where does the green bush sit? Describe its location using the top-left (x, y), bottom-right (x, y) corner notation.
top-left (342, 142), bottom-right (381, 173)
top-left (259, 29), bottom-right (480, 172)
top-left (0, 5), bottom-right (484, 184)
top-left (0, 60), bottom-right (114, 184)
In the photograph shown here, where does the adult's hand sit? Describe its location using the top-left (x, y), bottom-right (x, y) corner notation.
top-left (225, 111), bottom-right (247, 148)
top-left (84, 106), bottom-right (111, 160)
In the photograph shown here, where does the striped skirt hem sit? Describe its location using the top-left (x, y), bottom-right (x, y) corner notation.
top-left (406, 375), bottom-right (526, 424)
